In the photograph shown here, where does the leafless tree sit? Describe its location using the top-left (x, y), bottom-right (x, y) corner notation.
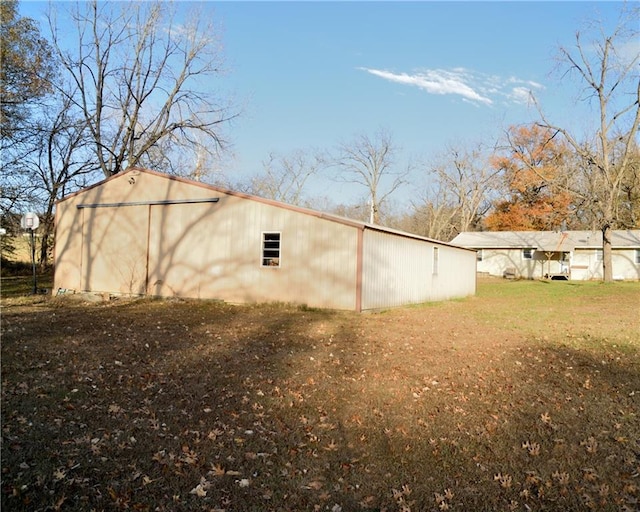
top-left (47, 0), bottom-right (238, 179)
top-left (531, 5), bottom-right (639, 282)
top-left (331, 129), bottom-right (409, 224)
top-left (240, 149), bottom-right (327, 206)
top-left (0, 93), bottom-right (97, 266)
top-left (409, 143), bottom-right (500, 240)
top-left (28, 93), bottom-right (99, 265)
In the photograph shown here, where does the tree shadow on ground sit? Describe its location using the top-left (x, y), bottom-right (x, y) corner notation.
top-left (1, 299), bottom-right (638, 511)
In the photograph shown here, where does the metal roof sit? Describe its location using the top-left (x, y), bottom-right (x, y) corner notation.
top-left (451, 230), bottom-right (640, 250)
top-left (58, 167), bottom-right (475, 252)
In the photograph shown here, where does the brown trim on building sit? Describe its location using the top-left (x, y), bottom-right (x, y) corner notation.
top-left (145, 204), bottom-right (152, 295)
top-left (53, 203), bottom-right (60, 288)
top-left (59, 168), bottom-right (473, 252)
top-left (77, 197), bottom-right (220, 209)
top-left (79, 208), bottom-right (85, 292)
top-left (355, 227), bottom-right (364, 313)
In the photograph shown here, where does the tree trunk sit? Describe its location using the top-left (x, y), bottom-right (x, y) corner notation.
top-left (38, 202), bottom-right (55, 268)
top-left (38, 220), bottom-right (52, 268)
top-left (602, 224), bottom-right (613, 283)
top-left (370, 201), bottom-right (379, 224)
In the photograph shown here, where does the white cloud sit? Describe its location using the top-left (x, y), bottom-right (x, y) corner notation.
top-left (508, 87), bottom-right (534, 105)
top-left (618, 39), bottom-right (640, 67)
top-left (360, 67), bottom-right (544, 106)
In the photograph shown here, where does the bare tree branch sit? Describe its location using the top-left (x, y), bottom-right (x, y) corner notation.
top-left (411, 143), bottom-right (499, 240)
top-left (239, 149), bottom-right (328, 207)
top-left (532, 4), bottom-right (639, 281)
top-left (47, 0), bottom-right (239, 179)
top-left (331, 129), bottom-right (409, 224)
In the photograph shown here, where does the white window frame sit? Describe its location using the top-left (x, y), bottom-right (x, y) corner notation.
top-left (595, 248), bottom-right (603, 261)
top-left (635, 249), bottom-right (640, 265)
top-left (261, 231), bottom-right (281, 267)
top-left (522, 248), bottom-right (533, 260)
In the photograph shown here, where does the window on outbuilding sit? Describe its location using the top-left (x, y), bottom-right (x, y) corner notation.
top-left (262, 232), bottom-right (281, 267)
top-left (595, 249), bottom-right (603, 261)
top-left (522, 248), bottom-right (533, 260)
top-left (635, 249), bottom-right (640, 265)
top-left (433, 246), bottom-right (439, 275)
top-left (476, 249), bottom-right (483, 262)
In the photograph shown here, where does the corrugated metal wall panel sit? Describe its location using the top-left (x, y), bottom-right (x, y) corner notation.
top-left (145, 191), bottom-right (360, 309)
top-left (80, 205), bottom-right (149, 294)
top-left (361, 230), bottom-right (430, 310)
top-left (56, 171), bottom-right (360, 309)
top-left (431, 244), bottom-right (478, 301)
top-left (361, 229), bottom-right (476, 310)
top-left (56, 170), bottom-right (476, 309)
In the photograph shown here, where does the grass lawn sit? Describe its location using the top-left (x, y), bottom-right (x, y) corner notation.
top-left (0, 274), bottom-right (54, 298)
top-left (1, 278), bottom-right (639, 511)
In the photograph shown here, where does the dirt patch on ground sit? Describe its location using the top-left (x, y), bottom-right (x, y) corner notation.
top-left (2, 280), bottom-right (639, 511)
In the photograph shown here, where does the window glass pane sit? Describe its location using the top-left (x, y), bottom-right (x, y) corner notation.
top-left (262, 232), bottom-right (281, 267)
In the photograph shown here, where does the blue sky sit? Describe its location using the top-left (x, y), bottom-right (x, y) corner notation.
top-left (20, 1), bottom-right (633, 208)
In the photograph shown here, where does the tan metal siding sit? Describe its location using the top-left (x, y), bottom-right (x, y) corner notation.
top-left (431, 244), bottom-right (478, 300)
top-left (55, 169), bottom-right (477, 309)
top-left (80, 205), bottom-right (149, 294)
top-left (55, 171), bottom-right (179, 294)
top-left (54, 195), bottom-right (84, 292)
top-left (361, 230), bottom-right (430, 309)
top-left (56, 172), bottom-right (359, 309)
top-left (147, 195), bottom-right (359, 308)
top-left (361, 230), bottom-right (475, 310)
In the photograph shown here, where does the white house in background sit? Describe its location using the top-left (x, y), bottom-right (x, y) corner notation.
top-left (451, 230), bottom-right (640, 281)
top-left (55, 168), bottom-right (477, 311)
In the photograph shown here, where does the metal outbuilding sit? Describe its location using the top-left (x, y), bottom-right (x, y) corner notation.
top-left (55, 168), bottom-right (477, 311)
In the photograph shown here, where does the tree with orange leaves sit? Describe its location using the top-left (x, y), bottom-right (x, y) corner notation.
top-left (485, 124), bottom-right (574, 231)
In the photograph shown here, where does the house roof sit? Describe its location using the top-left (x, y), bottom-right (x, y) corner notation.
top-left (451, 230), bottom-right (640, 250)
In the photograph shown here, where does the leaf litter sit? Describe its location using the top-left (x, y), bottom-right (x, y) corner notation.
top-left (1, 280), bottom-right (639, 511)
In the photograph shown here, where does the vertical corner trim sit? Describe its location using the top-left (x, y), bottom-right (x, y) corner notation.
top-left (144, 204), bottom-right (152, 296)
top-left (355, 226), bottom-right (364, 312)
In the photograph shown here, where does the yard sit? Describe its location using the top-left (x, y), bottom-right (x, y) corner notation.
top-left (1, 279), bottom-right (639, 511)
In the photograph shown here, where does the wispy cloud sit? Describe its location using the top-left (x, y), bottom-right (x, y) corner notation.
top-left (360, 67), bottom-right (543, 106)
top-left (618, 39), bottom-right (640, 67)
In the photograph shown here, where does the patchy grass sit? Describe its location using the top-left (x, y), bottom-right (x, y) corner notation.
top-left (0, 271), bottom-right (53, 298)
top-left (1, 280), bottom-right (639, 511)
top-left (473, 278), bottom-right (640, 343)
